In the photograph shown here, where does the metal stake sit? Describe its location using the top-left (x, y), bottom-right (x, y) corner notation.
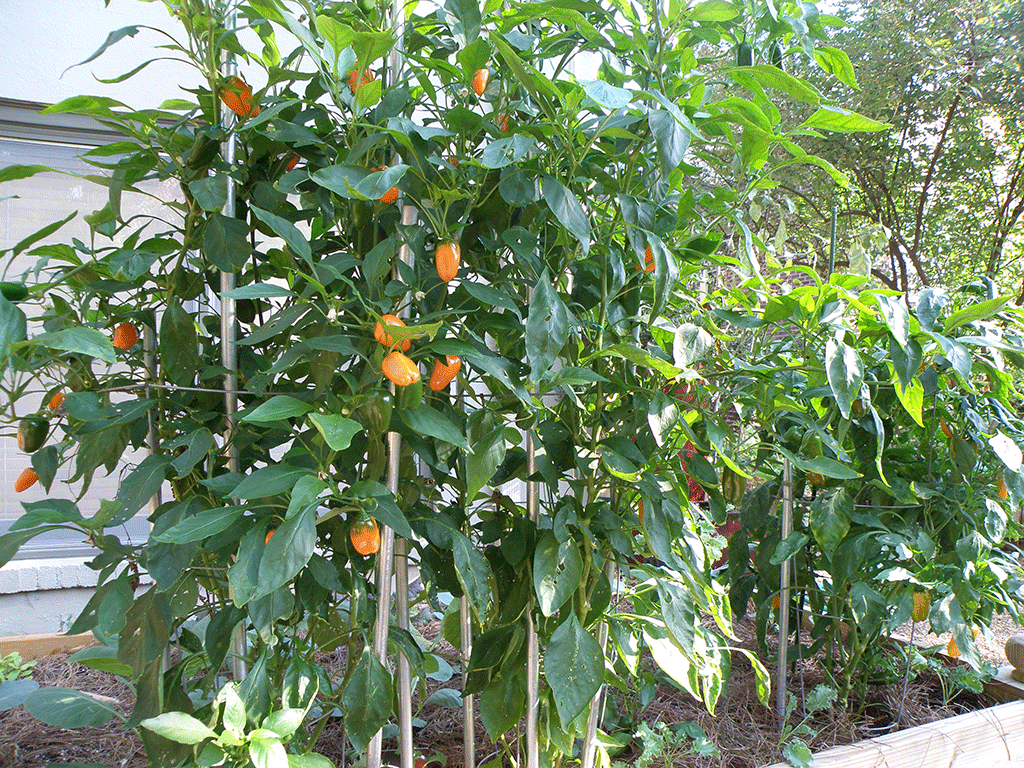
top-left (220, 0), bottom-right (247, 684)
top-left (777, 458), bottom-right (793, 720)
top-left (460, 592), bottom-right (475, 768)
top-left (525, 426), bottom-right (540, 768)
top-left (581, 557), bottom-right (616, 768)
top-left (368, 203), bottom-right (417, 768)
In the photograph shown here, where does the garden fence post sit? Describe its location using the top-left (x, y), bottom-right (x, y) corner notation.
top-left (525, 425), bottom-right (540, 768)
top-left (220, 0), bottom-right (247, 684)
top-left (777, 457), bottom-right (794, 720)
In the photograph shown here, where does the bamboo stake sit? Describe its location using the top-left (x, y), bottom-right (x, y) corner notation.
top-left (777, 458), bottom-right (793, 720)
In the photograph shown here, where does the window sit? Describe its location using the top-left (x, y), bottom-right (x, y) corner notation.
top-left (0, 99), bottom-right (173, 558)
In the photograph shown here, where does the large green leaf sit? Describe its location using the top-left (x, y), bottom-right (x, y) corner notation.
top-left (809, 489), bottom-right (852, 556)
top-left (400, 404), bottom-right (469, 449)
top-left (33, 327), bottom-right (112, 364)
top-left (140, 711), bottom-right (218, 744)
top-left (545, 611), bottom-right (604, 727)
top-left (452, 530), bottom-right (492, 620)
top-left (250, 206), bottom-right (312, 267)
top-left (825, 337), bottom-right (863, 418)
top-left (24, 687), bottom-right (121, 728)
top-left (308, 414), bottom-right (361, 450)
top-left (526, 271), bottom-right (569, 381)
top-left (254, 504), bottom-right (317, 601)
top-left (534, 531), bottom-right (583, 616)
top-left (467, 425), bottom-right (506, 500)
top-left (242, 396), bottom-right (314, 424)
top-left (160, 298), bottom-right (199, 385)
top-left (801, 106), bottom-right (889, 133)
top-left (541, 177), bottom-right (591, 256)
top-left (342, 649), bottom-right (393, 752)
top-left (203, 213), bottom-right (251, 273)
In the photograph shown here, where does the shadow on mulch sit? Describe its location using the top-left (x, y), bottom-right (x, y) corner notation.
top-left (0, 616), bottom-right (997, 768)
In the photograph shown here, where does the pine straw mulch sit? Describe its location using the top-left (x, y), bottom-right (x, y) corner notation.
top-left (0, 615), bottom-right (999, 768)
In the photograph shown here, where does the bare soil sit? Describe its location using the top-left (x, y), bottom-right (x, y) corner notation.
top-left (0, 613), bottom-right (1017, 768)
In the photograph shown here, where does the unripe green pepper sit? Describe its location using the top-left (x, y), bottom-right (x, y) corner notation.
top-left (0, 282), bottom-right (28, 303)
top-left (736, 41), bottom-right (754, 67)
top-left (396, 378), bottom-right (423, 410)
top-left (721, 466), bottom-right (747, 506)
top-left (358, 392), bottom-right (393, 435)
top-left (17, 417), bottom-right (47, 453)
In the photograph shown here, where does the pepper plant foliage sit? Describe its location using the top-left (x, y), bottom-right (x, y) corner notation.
top-left (0, 0), bottom-right (901, 763)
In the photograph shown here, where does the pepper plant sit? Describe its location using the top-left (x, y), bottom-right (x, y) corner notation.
top-left (0, 0), bottom-right (893, 764)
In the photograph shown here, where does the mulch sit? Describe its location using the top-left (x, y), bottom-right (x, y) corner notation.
top-left (0, 615), bottom-right (1000, 768)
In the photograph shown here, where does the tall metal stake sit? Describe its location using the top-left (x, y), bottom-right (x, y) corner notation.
top-left (777, 458), bottom-right (793, 720)
top-left (220, 0), bottom-right (247, 683)
top-left (581, 557), bottom-right (616, 768)
top-left (461, 591), bottom-right (475, 768)
top-left (525, 427), bottom-right (540, 768)
top-left (368, 201), bottom-right (417, 768)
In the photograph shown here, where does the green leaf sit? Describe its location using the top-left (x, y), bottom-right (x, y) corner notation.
top-left (689, 0), bottom-right (739, 20)
top-left (68, 646), bottom-right (133, 678)
top-left (534, 531), bottom-right (583, 616)
top-left (249, 736), bottom-right (288, 768)
top-left (582, 80), bottom-right (633, 110)
top-left (24, 687), bottom-right (120, 729)
top-left (545, 611), bottom-right (604, 727)
top-left (445, 0), bottom-right (482, 44)
top-left (782, 738), bottom-right (814, 768)
top-left (825, 337), bottom-right (863, 418)
top-left (400, 404), bottom-right (469, 449)
top-left (288, 755), bottom-right (336, 768)
top-left (813, 46), bottom-right (858, 89)
top-left (234, 466), bottom-right (312, 499)
top-left (308, 414), bottom-right (361, 450)
top-left (68, 24), bottom-right (142, 69)
top-left (673, 323), bottom-right (712, 368)
top-left (467, 425), bottom-right (506, 500)
top-left (452, 530), bottom-right (492, 620)
top-left (877, 295), bottom-right (910, 350)
top-left (0, 164), bottom-right (54, 183)
top-left (480, 135), bottom-right (536, 169)
top-left (254, 505), bottom-right (317, 601)
top-left (342, 649), bottom-right (393, 752)
top-left (729, 65), bottom-right (821, 105)
top-left (647, 392), bottom-right (680, 447)
top-left (0, 526), bottom-right (63, 568)
top-left (526, 270), bottom-right (569, 381)
top-left (801, 106), bottom-right (889, 133)
top-left (649, 109), bottom-right (690, 173)
top-left (203, 213), bottom-right (251, 273)
top-left (990, 432), bottom-right (1023, 473)
top-left (117, 455), bottom-right (172, 521)
top-left (33, 327), bottom-right (112, 364)
top-left (153, 505), bottom-right (245, 544)
top-left (0, 679), bottom-right (39, 712)
top-left (479, 671), bottom-right (525, 739)
top-left (250, 206), bottom-right (312, 267)
top-left (944, 296), bottom-right (1009, 333)
top-left (809, 489), bottom-right (852, 556)
top-left (770, 531), bottom-right (810, 565)
top-left (140, 711), bottom-right (218, 744)
top-left (242, 396), bottom-right (314, 424)
top-left (222, 283), bottom-right (295, 299)
top-left (892, 376), bottom-right (924, 428)
top-left (586, 343), bottom-right (682, 379)
top-left (160, 298), bottom-right (199, 386)
top-left (541, 176), bottom-right (591, 256)
top-left (187, 175), bottom-right (228, 211)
